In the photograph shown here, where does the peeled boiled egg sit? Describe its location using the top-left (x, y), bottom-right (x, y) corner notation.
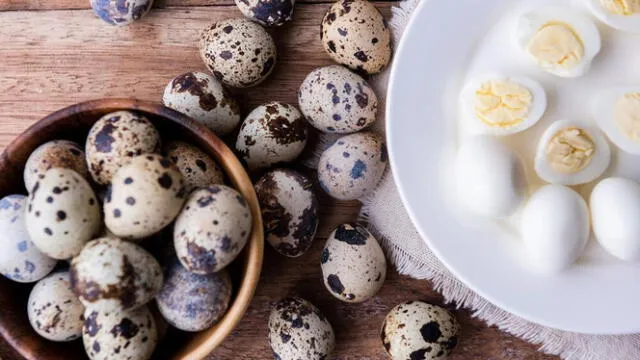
top-left (586, 0), bottom-right (640, 33)
top-left (593, 86), bottom-right (640, 155)
top-left (521, 185), bottom-right (590, 273)
top-left (534, 119), bottom-right (611, 185)
top-left (459, 75), bottom-right (547, 136)
top-left (455, 135), bottom-right (527, 218)
top-left (516, 7), bottom-right (601, 78)
top-left (590, 177), bottom-right (640, 261)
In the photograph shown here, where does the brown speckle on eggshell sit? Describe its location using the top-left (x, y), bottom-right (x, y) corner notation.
top-left (234, 0), bottom-right (296, 26)
top-left (24, 140), bottom-right (89, 192)
top-left (164, 141), bottom-right (224, 193)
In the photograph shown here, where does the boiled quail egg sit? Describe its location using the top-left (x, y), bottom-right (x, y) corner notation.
top-left (586, 0), bottom-right (640, 33)
top-left (593, 86), bottom-right (640, 155)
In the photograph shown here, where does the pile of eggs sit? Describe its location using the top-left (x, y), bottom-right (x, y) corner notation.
top-left (455, 3), bottom-right (640, 274)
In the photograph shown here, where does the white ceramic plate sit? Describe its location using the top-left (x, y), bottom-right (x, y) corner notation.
top-left (387, 0), bottom-right (640, 334)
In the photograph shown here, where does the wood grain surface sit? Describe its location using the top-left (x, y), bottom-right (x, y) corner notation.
top-left (0, 1), bottom-right (559, 359)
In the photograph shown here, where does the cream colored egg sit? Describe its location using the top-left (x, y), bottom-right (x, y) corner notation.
top-left (594, 86), bottom-right (640, 155)
top-left (164, 141), bottom-right (224, 193)
top-left (24, 140), bottom-right (89, 193)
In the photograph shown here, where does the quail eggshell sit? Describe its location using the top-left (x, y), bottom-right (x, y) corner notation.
top-left (298, 65), bottom-right (378, 133)
top-left (381, 301), bottom-right (460, 360)
top-left (86, 111), bottom-right (161, 185)
top-left (162, 72), bottom-right (242, 136)
top-left (234, 0), bottom-right (295, 26)
top-left (24, 140), bottom-right (89, 193)
top-left (268, 297), bottom-right (335, 360)
top-left (318, 132), bottom-right (387, 200)
top-left (255, 169), bottom-right (318, 257)
top-left (156, 258), bottom-right (232, 332)
top-left (26, 168), bottom-right (101, 260)
top-left (83, 306), bottom-right (158, 360)
top-left (236, 102), bottom-right (308, 170)
top-left (321, 223), bottom-right (386, 303)
top-left (28, 271), bottom-right (85, 342)
top-left (0, 195), bottom-right (57, 283)
top-left (71, 237), bottom-right (163, 312)
top-left (174, 185), bottom-right (252, 274)
top-left (90, 0), bottom-right (153, 26)
top-left (164, 141), bottom-right (224, 193)
top-left (321, 0), bottom-right (392, 75)
top-left (104, 154), bottom-right (186, 240)
top-left (199, 18), bottom-right (277, 88)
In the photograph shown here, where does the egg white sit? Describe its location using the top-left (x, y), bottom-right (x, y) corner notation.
top-left (585, 0), bottom-right (640, 33)
top-left (593, 86), bottom-right (640, 155)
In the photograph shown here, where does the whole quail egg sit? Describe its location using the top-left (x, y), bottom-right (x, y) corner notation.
top-left (164, 141), bottom-right (224, 193)
top-left (199, 18), bottom-right (277, 88)
top-left (27, 271), bottom-right (84, 342)
top-left (83, 306), bottom-right (158, 360)
top-left (90, 0), bottom-right (153, 26)
top-left (321, 223), bottom-right (386, 303)
top-left (254, 169), bottom-right (319, 257)
top-left (174, 185), bottom-right (252, 274)
top-left (26, 168), bottom-right (101, 260)
top-left (298, 65), bottom-right (378, 133)
top-left (235, 0), bottom-right (295, 26)
top-left (162, 71), bottom-right (241, 136)
top-left (235, 102), bottom-right (308, 170)
top-left (321, 0), bottom-right (392, 75)
top-left (0, 194), bottom-right (56, 283)
top-left (268, 297), bottom-right (335, 360)
top-left (86, 111), bottom-right (161, 185)
top-left (24, 140), bottom-right (89, 192)
top-left (381, 301), bottom-right (460, 360)
top-left (156, 258), bottom-right (232, 332)
top-left (104, 154), bottom-right (186, 240)
top-left (318, 132), bottom-right (387, 200)
top-left (71, 237), bottom-right (163, 312)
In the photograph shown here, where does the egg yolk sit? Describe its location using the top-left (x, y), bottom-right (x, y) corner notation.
top-left (474, 80), bottom-right (533, 128)
top-left (545, 127), bottom-right (595, 174)
top-left (601, 0), bottom-right (640, 15)
top-left (614, 93), bottom-right (640, 141)
top-left (527, 22), bottom-right (584, 70)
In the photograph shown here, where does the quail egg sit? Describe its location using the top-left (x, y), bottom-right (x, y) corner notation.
top-left (236, 102), bottom-right (308, 170)
top-left (28, 271), bottom-right (84, 342)
top-left (593, 86), bottom-right (640, 155)
top-left (254, 169), bottom-right (318, 257)
top-left (318, 132), bottom-right (388, 200)
top-left (199, 18), bottom-right (277, 88)
top-left (174, 185), bottom-right (252, 274)
top-left (321, 224), bottom-right (386, 303)
top-left (86, 110), bottom-right (161, 185)
top-left (71, 237), bottom-right (163, 312)
top-left (299, 65), bottom-right (378, 133)
top-left (164, 141), bottom-right (224, 193)
top-left (268, 297), bottom-right (335, 360)
top-left (90, 0), bottom-right (154, 26)
top-left (24, 140), bottom-right (89, 192)
top-left (235, 0), bottom-right (295, 26)
top-left (586, 0), bottom-right (640, 33)
top-left (162, 71), bottom-right (241, 136)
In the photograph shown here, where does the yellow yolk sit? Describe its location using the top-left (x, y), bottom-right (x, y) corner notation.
top-left (474, 80), bottom-right (533, 128)
top-left (527, 22), bottom-right (585, 70)
top-left (601, 0), bottom-right (640, 15)
top-left (614, 92), bottom-right (640, 141)
top-left (545, 128), bottom-right (596, 174)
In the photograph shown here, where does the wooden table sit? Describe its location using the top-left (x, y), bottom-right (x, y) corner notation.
top-left (0, 1), bottom-right (559, 359)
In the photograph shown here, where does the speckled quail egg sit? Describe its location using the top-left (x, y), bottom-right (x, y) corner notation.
top-left (321, 0), bottom-right (392, 75)
top-left (90, 0), bottom-right (153, 26)
top-left (586, 0), bottom-right (640, 33)
top-left (86, 111), bottom-right (161, 185)
top-left (26, 168), bottom-right (101, 260)
top-left (24, 140), bottom-right (89, 193)
top-left (162, 71), bottom-right (242, 136)
top-left (236, 102), bottom-right (308, 170)
top-left (298, 65), bottom-right (378, 133)
top-left (318, 132), bottom-right (387, 200)
top-left (321, 223), bottom-right (386, 303)
top-left (28, 271), bottom-right (84, 342)
top-left (381, 301), bottom-right (460, 360)
top-left (104, 154), bottom-right (186, 240)
top-left (156, 258), bottom-right (232, 332)
top-left (268, 297), bottom-right (335, 360)
top-left (174, 185), bottom-right (252, 274)
top-left (83, 306), bottom-right (158, 360)
top-left (71, 237), bottom-right (163, 312)
top-left (0, 195), bottom-right (56, 283)
top-left (235, 0), bottom-right (295, 26)
top-left (164, 141), bottom-right (224, 193)
top-left (255, 169), bottom-right (318, 257)
top-left (199, 18), bottom-right (277, 88)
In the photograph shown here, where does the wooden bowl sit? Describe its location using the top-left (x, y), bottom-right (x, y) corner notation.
top-left (0, 99), bottom-right (264, 360)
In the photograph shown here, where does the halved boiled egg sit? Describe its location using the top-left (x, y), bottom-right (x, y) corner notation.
top-left (593, 86), bottom-right (640, 154)
top-left (535, 119), bottom-right (611, 185)
top-left (586, 0), bottom-right (640, 33)
top-left (459, 75), bottom-right (547, 136)
top-left (516, 7), bottom-right (601, 78)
